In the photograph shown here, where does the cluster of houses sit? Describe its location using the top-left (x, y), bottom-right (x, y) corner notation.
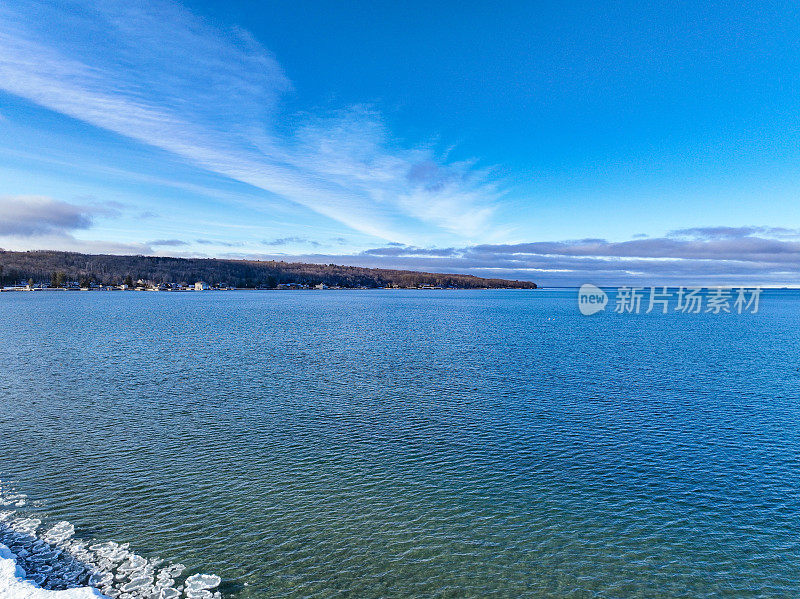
top-left (3, 280), bottom-right (450, 292)
top-left (1, 281), bottom-right (221, 292)
top-left (277, 282), bottom-right (331, 290)
top-left (2, 281), bottom-right (352, 292)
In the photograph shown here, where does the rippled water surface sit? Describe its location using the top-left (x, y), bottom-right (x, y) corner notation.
top-left (2, 289), bottom-right (800, 597)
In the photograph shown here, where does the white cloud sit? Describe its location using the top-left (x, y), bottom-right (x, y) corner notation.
top-left (0, 233), bottom-right (153, 255)
top-left (0, 194), bottom-right (148, 254)
top-left (0, 195), bottom-right (98, 235)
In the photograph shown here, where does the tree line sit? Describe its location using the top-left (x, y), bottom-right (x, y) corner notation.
top-left (0, 250), bottom-right (537, 289)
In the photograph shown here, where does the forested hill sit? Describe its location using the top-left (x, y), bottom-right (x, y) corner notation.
top-left (0, 250), bottom-right (537, 289)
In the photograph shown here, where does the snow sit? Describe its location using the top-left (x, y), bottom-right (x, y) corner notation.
top-left (0, 543), bottom-right (107, 598)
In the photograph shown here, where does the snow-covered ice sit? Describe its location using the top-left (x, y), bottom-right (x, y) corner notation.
top-left (0, 482), bottom-right (223, 599)
top-left (0, 542), bottom-right (106, 598)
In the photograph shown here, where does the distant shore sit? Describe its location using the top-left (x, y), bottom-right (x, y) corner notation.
top-left (0, 284), bottom-right (534, 292)
top-left (0, 250), bottom-right (537, 291)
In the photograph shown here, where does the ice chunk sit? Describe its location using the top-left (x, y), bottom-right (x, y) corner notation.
top-left (43, 522), bottom-right (75, 545)
top-left (11, 517), bottom-right (41, 535)
top-left (158, 564), bottom-right (184, 579)
top-left (1, 494), bottom-right (27, 507)
top-left (120, 575), bottom-right (152, 592)
top-left (183, 574), bottom-right (221, 591)
top-left (90, 542), bottom-right (130, 565)
top-left (117, 555), bottom-right (147, 575)
top-left (89, 572), bottom-right (113, 587)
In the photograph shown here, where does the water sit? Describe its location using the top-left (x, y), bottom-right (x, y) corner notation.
top-left (1, 289), bottom-right (799, 597)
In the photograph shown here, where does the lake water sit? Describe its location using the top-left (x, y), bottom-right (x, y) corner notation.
top-left (1, 289), bottom-right (799, 597)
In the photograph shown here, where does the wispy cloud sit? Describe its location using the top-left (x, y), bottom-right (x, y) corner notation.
top-left (262, 236), bottom-right (321, 247)
top-left (363, 246), bottom-right (458, 257)
top-left (0, 0), bottom-right (501, 243)
top-left (148, 239), bottom-right (188, 247)
top-left (668, 226), bottom-right (800, 240)
top-left (195, 239), bottom-right (243, 247)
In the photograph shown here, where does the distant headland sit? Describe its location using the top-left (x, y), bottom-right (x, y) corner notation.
top-left (0, 250), bottom-right (537, 291)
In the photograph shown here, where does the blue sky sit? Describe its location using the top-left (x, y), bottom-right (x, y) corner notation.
top-left (1, 0), bottom-right (800, 284)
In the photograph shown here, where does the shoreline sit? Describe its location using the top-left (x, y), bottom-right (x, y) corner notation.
top-left (0, 286), bottom-right (537, 293)
top-left (0, 488), bottom-right (221, 599)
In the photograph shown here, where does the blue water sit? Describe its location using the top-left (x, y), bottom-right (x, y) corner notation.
top-left (1, 289), bottom-right (799, 597)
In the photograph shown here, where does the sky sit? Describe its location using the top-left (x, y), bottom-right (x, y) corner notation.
top-left (1, 0), bottom-right (800, 285)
